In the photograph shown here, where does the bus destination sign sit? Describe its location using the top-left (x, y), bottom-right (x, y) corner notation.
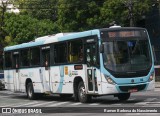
top-left (108, 31), bottom-right (141, 38)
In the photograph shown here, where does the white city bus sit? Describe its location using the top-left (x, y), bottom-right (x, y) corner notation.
top-left (4, 27), bottom-right (155, 103)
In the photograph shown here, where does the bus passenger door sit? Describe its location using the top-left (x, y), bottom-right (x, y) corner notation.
top-left (41, 47), bottom-right (51, 92)
top-left (13, 52), bottom-right (20, 91)
top-left (85, 42), bottom-right (98, 93)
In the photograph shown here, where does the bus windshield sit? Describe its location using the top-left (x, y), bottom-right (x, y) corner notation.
top-left (101, 29), bottom-right (152, 77)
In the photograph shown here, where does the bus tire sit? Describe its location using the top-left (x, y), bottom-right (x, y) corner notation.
top-left (117, 93), bottom-right (130, 101)
top-left (27, 83), bottom-right (37, 100)
top-left (78, 81), bottom-right (91, 103)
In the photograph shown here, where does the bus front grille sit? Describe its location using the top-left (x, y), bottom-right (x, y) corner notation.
top-left (119, 84), bottom-right (147, 92)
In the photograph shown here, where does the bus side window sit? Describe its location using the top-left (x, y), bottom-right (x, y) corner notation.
top-left (68, 40), bottom-right (83, 63)
top-left (41, 48), bottom-right (50, 67)
top-left (30, 47), bottom-right (40, 66)
top-left (86, 43), bottom-right (98, 67)
top-left (21, 49), bottom-right (30, 67)
top-left (54, 42), bottom-right (67, 64)
top-left (4, 52), bottom-right (12, 69)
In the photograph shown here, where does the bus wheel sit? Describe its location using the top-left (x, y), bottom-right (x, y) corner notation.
top-left (27, 83), bottom-right (37, 100)
top-left (78, 82), bottom-right (91, 103)
top-left (117, 93), bottom-right (130, 101)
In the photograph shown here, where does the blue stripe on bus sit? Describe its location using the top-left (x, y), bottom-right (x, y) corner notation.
top-left (4, 30), bottom-right (98, 51)
top-left (56, 66), bottom-right (64, 93)
top-left (6, 75), bottom-right (12, 78)
top-left (4, 40), bottom-right (45, 51)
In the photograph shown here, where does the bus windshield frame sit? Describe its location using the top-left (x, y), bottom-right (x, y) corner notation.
top-left (100, 28), bottom-right (152, 78)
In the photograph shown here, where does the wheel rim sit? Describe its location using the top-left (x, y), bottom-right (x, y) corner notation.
top-left (79, 86), bottom-right (86, 99)
top-left (28, 87), bottom-right (32, 98)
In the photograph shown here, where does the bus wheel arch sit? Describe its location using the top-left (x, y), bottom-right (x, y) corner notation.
top-left (25, 78), bottom-right (37, 100)
top-left (73, 77), bottom-right (91, 103)
top-left (78, 81), bottom-right (91, 103)
top-left (73, 76), bottom-right (83, 101)
top-left (25, 78), bottom-right (32, 93)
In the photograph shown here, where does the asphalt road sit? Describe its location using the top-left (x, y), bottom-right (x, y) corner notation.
top-left (0, 88), bottom-right (160, 116)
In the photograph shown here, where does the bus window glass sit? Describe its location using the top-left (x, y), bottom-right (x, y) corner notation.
top-left (68, 40), bottom-right (83, 63)
top-left (31, 47), bottom-right (40, 66)
top-left (0, 51), bottom-right (3, 70)
top-left (21, 49), bottom-right (30, 67)
top-left (103, 40), bottom-right (151, 72)
top-left (42, 49), bottom-right (50, 67)
top-left (54, 43), bottom-right (67, 63)
top-left (12, 52), bottom-right (19, 69)
top-left (5, 52), bottom-right (12, 68)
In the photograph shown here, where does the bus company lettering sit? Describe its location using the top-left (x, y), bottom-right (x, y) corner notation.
top-left (21, 72), bottom-right (33, 78)
top-left (68, 71), bottom-right (78, 77)
top-left (72, 71), bottom-right (78, 76)
top-left (21, 73), bottom-right (29, 77)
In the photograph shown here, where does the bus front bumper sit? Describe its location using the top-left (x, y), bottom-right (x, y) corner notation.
top-left (101, 81), bottom-right (155, 95)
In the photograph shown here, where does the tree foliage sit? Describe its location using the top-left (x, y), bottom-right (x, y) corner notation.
top-left (57, 0), bottom-right (104, 32)
top-left (0, 0), bottom-right (10, 49)
top-left (100, 0), bottom-right (152, 26)
top-left (13, 0), bottom-right (57, 21)
top-left (56, 0), bottom-right (152, 31)
top-left (0, 0), bottom-right (155, 47)
top-left (4, 13), bottom-right (56, 45)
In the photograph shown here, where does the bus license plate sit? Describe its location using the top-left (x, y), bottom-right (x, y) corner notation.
top-left (128, 88), bottom-right (138, 93)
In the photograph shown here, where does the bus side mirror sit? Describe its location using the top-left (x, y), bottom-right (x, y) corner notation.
top-left (100, 44), bottom-right (104, 53)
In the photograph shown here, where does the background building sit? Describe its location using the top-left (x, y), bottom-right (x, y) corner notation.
top-left (0, 0), bottom-right (19, 14)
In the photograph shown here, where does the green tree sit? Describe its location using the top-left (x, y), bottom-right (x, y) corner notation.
top-left (0, 0), bottom-right (9, 49)
top-left (100, 0), bottom-right (152, 27)
top-left (57, 0), bottom-right (152, 32)
top-left (57, 0), bottom-right (103, 32)
top-left (13, 0), bottom-right (57, 21)
top-left (4, 13), bottom-right (57, 45)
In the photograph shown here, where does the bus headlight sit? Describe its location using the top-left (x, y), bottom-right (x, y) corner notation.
top-left (105, 76), bottom-right (116, 85)
top-left (148, 72), bottom-right (155, 82)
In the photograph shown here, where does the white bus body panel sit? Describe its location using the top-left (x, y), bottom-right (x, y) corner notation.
top-left (4, 64), bottom-right (105, 95)
top-left (19, 68), bottom-right (44, 93)
top-left (4, 70), bottom-right (14, 91)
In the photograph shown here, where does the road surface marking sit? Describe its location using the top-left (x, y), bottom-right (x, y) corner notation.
top-left (89, 103), bottom-right (99, 106)
top-left (135, 102), bottom-right (148, 105)
top-left (70, 102), bottom-right (82, 106)
top-left (129, 98), bottom-right (136, 101)
top-left (14, 101), bottom-right (39, 107)
top-left (144, 98), bottom-right (157, 102)
top-left (30, 101), bottom-right (57, 107)
top-left (113, 104), bottom-right (122, 105)
top-left (48, 102), bottom-right (68, 107)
